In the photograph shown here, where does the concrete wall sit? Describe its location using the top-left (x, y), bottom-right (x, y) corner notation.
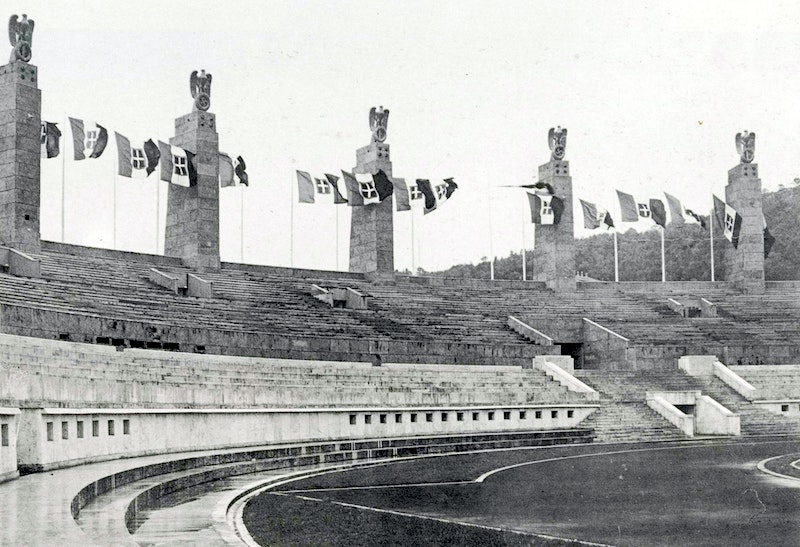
top-left (17, 404), bottom-right (597, 472)
top-left (0, 408), bottom-right (19, 482)
top-left (581, 318), bottom-right (631, 369)
top-left (0, 302), bottom-right (545, 366)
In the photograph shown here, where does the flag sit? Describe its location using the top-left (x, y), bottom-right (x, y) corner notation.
top-left (69, 117), bottom-right (108, 160)
top-left (40, 121), bottom-right (61, 159)
top-left (307, 174), bottom-right (347, 204)
top-left (500, 181), bottom-right (555, 195)
top-left (664, 192), bottom-right (685, 225)
top-left (372, 170), bottom-right (395, 202)
top-left (617, 190), bottom-right (639, 222)
top-left (296, 170), bottom-right (315, 203)
top-left (579, 199), bottom-right (600, 229)
top-left (158, 141), bottom-right (197, 187)
top-left (235, 156), bottom-right (249, 187)
top-left (342, 170), bottom-right (393, 206)
top-left (392, 177), bottom-right (410, 211)
top-left (323, 173), bottom-right (346, 203)
top-left (220, 153), bottom-right (235, 187)
top-left (713, 194), bottom-right (742, 248)
top-left (685, 209), bottom-right (707, 229)
top-left (221, 154), bottom-right (249, 187)
top-left (529, 193), bottom-right (564, 225)
top-left (115, 133), bottom-right (159, 178)
top-left (763, 215), bottom-right (775, 259)
top-left (416, 177), bottom-right (457, 214)
top-left (649, 199), bottom-right (667, 227)
top-left (603, 211), bottom-right (615, 229)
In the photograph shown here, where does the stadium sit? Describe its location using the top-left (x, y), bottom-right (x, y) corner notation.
top-left (2, 5), bottom-right (800, 547)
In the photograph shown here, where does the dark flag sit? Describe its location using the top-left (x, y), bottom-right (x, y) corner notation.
top-left (416, 179), bottom-right (436, 211)
top-left (685, 209), bottom-right (707, 229)
top-left (764, 226), bottom-right (775, 258)
top-left (40, 121), bottom-right (61, 159)
top-left (649, 199), bottom-right (667, 227)
top-left (372, 170), bottom-right (395, 201)
top-left (235, 156), bottom-right (249, 187)
top-left (603, 211), bottom-right (615, 229)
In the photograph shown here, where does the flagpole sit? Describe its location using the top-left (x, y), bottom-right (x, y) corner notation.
top-left (710, 201), bottom-right (715, 282)
top-left (155, 180), bottom-right (160, 254)
top-left (240, 184), bottom-right (245, 263)
top-left (61, 114), bottom-right (67, 242)
top-left (521, 198), bottom-right (527, 281)
top-left (112, 160), bottom-right (117, 249)
top-left (410, 206), bottom-right (416, 275)
top-left (335, 202), bottom-right (340, 270)
top-left (290, 175), bottom-right (295, 267)
top-left (488, 190), bottom-right (495, 280)
top-left (613, 230), bottom-right (619, 282)
top-left (660, 226), bottom-right (666, 282)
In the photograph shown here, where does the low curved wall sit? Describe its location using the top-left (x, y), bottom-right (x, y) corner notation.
top-left (18, 405), bottom-right (597, 473)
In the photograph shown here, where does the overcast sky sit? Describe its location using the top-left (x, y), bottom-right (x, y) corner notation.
top-left (16, 1), bottom-right (800, 271)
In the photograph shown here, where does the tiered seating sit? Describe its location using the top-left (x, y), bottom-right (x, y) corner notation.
top-left (576, 369), bottom-right (800, 440)
top-left (0, 334), bottom-right (588, 409)
top-left (728, 365), bottom-right (800, 400)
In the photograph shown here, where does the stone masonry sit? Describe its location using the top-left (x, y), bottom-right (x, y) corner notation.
top-left (0, 61), bottom-right (40, 253)
top-left (349, 141), bottom-right (394, 275)
top-left (725, 163), bottom-right (764, 293)
top-left (164, 111), bottom-right (220, 270)
top-left (532, 160), bottom-right (576, 291)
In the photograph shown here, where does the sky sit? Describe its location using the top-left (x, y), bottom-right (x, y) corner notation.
top-left (13, 1), bottom-right (800, 272)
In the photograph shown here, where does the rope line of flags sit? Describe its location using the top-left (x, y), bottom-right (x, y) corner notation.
top-left (296, 169), bottom-right (457, 214)
top-left (41, 118), bottom-right (248, 188)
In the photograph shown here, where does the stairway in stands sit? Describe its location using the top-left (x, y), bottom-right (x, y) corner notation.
top-left (575, 368), bottom-right (800, 442)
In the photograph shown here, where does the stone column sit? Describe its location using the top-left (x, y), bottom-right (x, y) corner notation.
top-left (0, 61), bottom-right (40, 253)
top-left (164, 111), bottom-right (220, 270)
top-left (349, 141), bottom-right (394, 275)
top-left (725, 162), bottom-right (764, 293)
top-left (532, 159), bottom-right (576, 291)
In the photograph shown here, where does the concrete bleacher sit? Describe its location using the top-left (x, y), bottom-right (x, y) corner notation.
top-left (2, 243), bottom-right (800, 370)
top-left (0, 332), bottom-right (598, 473)
top-left (576, 368), bottom-right (800, 441)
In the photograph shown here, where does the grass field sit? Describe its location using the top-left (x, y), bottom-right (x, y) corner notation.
top-left (243, 438), bottom-right (800, 546)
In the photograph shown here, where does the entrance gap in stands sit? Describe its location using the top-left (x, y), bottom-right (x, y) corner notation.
top-left (559, 342), bottom-right (583, 369)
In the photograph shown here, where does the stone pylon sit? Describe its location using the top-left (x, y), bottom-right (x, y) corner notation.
top-left (725, 160), bottom-right (764, 293)
top-left (532, 128), bottom-right (575, 291)
top-left (164, 110), bottom-right (220, 270)
top-left (349, 140), bottom-right (394, 276)
top-left (0, 61), bottom-right (40, 253)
